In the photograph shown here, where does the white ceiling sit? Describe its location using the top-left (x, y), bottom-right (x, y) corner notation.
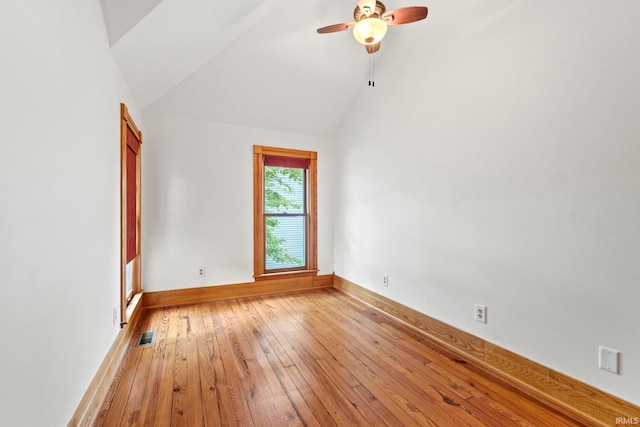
top-left (101, 0), bottom-right (431, 138)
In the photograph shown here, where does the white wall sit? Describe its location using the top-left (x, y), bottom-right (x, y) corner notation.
top-left (0, 2), bottom-right (140, 425)
top-left (334, 0), bottom-right (640, 405)
top-left (142, 114), bottom-right (335, 291)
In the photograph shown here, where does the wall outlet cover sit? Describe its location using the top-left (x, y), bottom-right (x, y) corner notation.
top-left (599, 346), bottom-right (620, 375)
top-left (475, 304), bottom-right (487, 324)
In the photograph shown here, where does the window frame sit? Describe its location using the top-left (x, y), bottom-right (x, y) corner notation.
top-left (120, 103), bottom-right (143, 325)
top-left (253, 145), bottom-right (318, 280)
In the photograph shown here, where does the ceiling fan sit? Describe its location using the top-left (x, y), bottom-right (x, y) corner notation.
top-left (317, 0), bottom-right (428, 54)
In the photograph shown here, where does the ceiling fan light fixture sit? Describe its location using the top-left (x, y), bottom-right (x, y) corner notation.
top-left (353, 17), bottom-right (387, 45)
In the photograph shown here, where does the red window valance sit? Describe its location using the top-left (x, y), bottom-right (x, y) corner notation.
top-left (264, 155), bottom-right (309, 169)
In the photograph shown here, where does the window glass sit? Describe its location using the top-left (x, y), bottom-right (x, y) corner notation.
top-left (264, 167), bottom-right (305, 214)
top-left (265, 216), bottom-right (306, 270)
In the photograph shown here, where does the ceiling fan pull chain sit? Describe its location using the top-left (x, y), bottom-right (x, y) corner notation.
top-left (371, 53), bottom-right (375, 87)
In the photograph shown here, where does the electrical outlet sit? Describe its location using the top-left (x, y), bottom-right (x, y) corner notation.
top-left (198, 266), bottom-right (206, 277)
top-left (599, 346), bottom-right (620, 374)
top-left (113, 307), bottom-right (118, 326)
top-left (474, 304), bottom-right (487, 324)
top-left (382, 274), bottom-right (389, 287)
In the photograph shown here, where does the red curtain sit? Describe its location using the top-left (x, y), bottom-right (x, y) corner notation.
top-left (126, 128), bottom-right (139, 264)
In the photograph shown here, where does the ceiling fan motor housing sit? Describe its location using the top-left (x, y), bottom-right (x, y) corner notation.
top-left (353, 1), bottom-right (386, 21)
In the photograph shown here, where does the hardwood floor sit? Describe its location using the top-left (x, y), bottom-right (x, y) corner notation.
top-left (94, 288), bottom-right (588, 426)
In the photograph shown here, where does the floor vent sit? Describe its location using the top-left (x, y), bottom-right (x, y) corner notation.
top-left (136, 331), bottom-right (156, 347)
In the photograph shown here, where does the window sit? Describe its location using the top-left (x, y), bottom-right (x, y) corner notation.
top-left (253, 145), bottom-right (317, 280)
top-left (120, 103), bottom-right (142, 324)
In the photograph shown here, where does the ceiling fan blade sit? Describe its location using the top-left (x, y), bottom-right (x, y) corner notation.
top-left (365, 42), bottom-right (381, 54)
top-left (382, 6), bottom-right (428, 25)
top-left (317, 22), bottom-right (355, 34)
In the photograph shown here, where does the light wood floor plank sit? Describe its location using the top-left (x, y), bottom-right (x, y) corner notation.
top-left (308, 291), bottom-right (494, 425)
top-left (208, 301), bottom-right (255, 425)
top-left (133, 308), bottom-right (171, 427)
top-left (282, 292), bottom-right (471, 426)
top-left (249, 297), bottom-right (336, 427)
top-left (227, 298), bottom-right (302, 426)
top-left (239, 298), bottom-right (322, 426)
top-left (97, 312), bottom-right (154, 427)
top-left (329, 290), bottom-right (580, 426)
top-left (189, 304), bottom-right (223, 426)
top-left (279, 293), bottom-right (451, 426)
top-left (95, 288), bottom-right (589, 426)
top-left (254, 296), bottom-right (371, 425)
top-left (118, 309), bottom-right (165, 426)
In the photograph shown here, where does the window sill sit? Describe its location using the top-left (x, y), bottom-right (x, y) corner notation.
top-left (254, 270), bottom-right (319, 282)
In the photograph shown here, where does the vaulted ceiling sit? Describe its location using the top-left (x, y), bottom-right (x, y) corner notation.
top-left (101, 0), bottom-right (432, 138)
